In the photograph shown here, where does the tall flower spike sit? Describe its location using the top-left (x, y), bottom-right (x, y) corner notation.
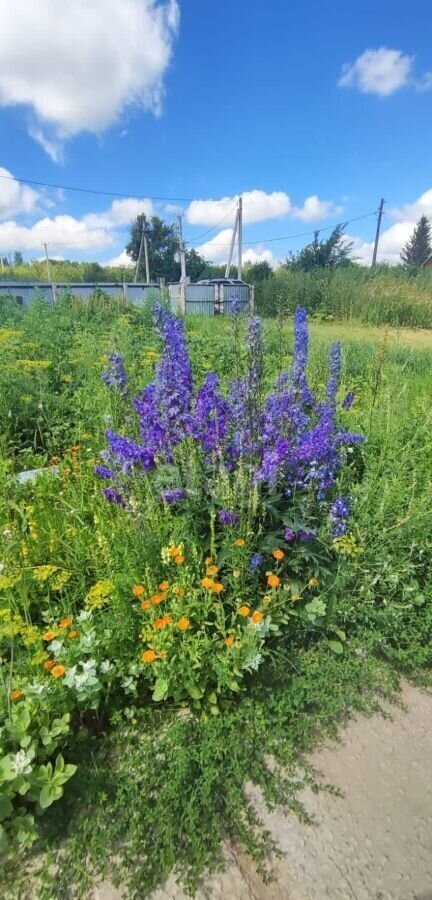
top-left (292, 308), bottom-right (313, 405)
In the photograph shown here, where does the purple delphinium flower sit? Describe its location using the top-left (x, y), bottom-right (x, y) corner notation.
top-left (219, 509), bottom-right (240, 526)
top-left (292, 307), bottom-right (313, 405)
top-left (342, 390), bottom-right (355, 410)
top-left (101, 352), bottom-right (128, 395)
top-left (246, 316), bottom-right (264, 395)
top-left (104, 487), bottom-right (124, 505)
top-left (94, 465), bottom-right (114, 480)
top-left (284, 527), bottom-right (296, 542)
top-left (298, 530), bottom-right (316, 542)
top-left (330, 496), bottom-right (350, 537)
top-left (249, 553), bottom-right (264, 570)
top-left (185, 372), bottom-right (231, 454)
top-left (325, 342), bottom-right (341, 409)
top-left (105, 430), bottom-right (155, 472)
top-left (160, 488), bottom-right (186, 505)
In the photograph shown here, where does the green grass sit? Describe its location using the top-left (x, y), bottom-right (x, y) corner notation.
top-left (1, 296), bottom-right (432, 898)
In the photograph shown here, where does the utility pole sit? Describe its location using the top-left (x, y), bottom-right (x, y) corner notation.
top-left (225, 206), bottom-right (239, 278)
top-left (372, 198), bottom-right (385, 268)
top-left (143, 230), bottom-right (150, 283)
top-left (238, 195), bottom-right (243, 280)
top-left (43, 242), bottom-right (56, 303)
top-left (176, 214), bottom-right (187, 283)
top-left (0, 255), bottom-right (4, 272)
top-left (135, 228), bottom-right (144, 283)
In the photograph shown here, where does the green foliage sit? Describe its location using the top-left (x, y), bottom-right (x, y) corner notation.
top-left (285, 225), bottom-right (354, 272)
top-left (125, 214), bottom-right (208, 283)
top-left (400, 214), bottom-right (432, 267)
top-left (0, 299), bottom-right (431, 896)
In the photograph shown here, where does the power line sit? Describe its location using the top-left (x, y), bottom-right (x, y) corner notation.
top-left (187, 210), bottom-right (378, 248)
top-left (187, 204), bottom-right (238, 245)
top-left (0, 172), bottom-right (195, 203)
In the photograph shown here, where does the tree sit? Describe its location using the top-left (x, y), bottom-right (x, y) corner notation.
top-left (285, 225), bottom-right (353, 272)
top-left (244, 260), bottom-right (273, 284)
top-left (13, 251), bottom-right (23, 266)
top-left (126, 214), bottom-right (207, 283)
top-left (400, 215), bottom-right (432, 267)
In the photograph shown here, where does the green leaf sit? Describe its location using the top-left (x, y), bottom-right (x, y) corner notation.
top-left (208, 692), bottom-right (218, 705)
top-left (334, 629), bottom-right (346, 642)
top-left (0, 796), bottom-right (13, 821)
top-left (0, 824), bottom-right (8, 852)
top-left (39, 783), bottom-right (63, 810)
top-left (328, 640), bottom-right (344, 655)
top-left (152, 678), bottom-right (169, 702)
top-left (185, 683), bottom-right (204, 700)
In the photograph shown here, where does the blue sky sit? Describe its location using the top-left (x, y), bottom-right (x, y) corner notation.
top-left (1, 0), bottom-right (431, 267)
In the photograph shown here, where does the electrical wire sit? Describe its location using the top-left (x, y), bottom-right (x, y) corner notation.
top-left (187, 204), bottom-right (238, 244)
top-left (187, 210), bottom-right (378, 248)
top-left (0, 172), bottom-right (195, 203)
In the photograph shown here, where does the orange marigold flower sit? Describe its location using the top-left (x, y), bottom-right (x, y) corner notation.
top-left (174, 555), bottom-right (185, 565)
top-left (68, 630), bottom-right (78, 639)
top-left (169, 546), bottom-right (182, 558)
top-left (238, 605), bottom-right (251, 617)
top-left (272, 549), bottom-right (285, 560)
top-left (225, 634), bottom-right (235, 646)
top-left (59, 617), bottom-right (72, 629)
top-left (201, 576), bottom-right (215, 589)
top-left (155, 615), bottom-right (172, 629)
top-left (292, 594), bottom-right (301, 601)
top-left (151, 592), bottom-right (167, 605)
top-left (211, 582), bottom-right (224, 594)
top-left (43, 629), bottom-right (57, 642)
top-left (159, 580), bottom-right (170, 591)
top-left (10, 689), bottom-right (23, 701)
top-left (141, 599), bottom-right (152, 610)
top-left (206, 564), bottom-right (218, 575)
top-left (308, 577), bottom-right (319, 586)
top-left (267, 573), bottom-right (281, 589)
top-left (251, 611), bottom-right (264, 624)
top-left (51, 665), bottom-right (66, 678)
top-left (177, 617), bottom-right (190, 631)
top-left (173, 586), bottom-right (185, 596)
top-left (132, 584), bottom-right (145, 597)
top-left (142, 649), bottom-right (157, 663)
top-left (44, 659), bottom-right (55, 670)
top-left (205, 556), bottom-right (213, 565)
top-left (234, 538), bottom-right (245, 547)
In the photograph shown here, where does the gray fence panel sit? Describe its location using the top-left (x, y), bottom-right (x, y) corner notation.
top-left (222, 284), bottom-right (251, 314)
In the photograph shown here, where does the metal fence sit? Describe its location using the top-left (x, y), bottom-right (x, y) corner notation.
top-left (168, 282), bottom-right (253, 316)
top-left (0, 282), bottom-right (161, 307)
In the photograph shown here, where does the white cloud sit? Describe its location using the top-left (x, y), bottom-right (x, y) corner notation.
top-left (292, 195), bottom-right (343, 222)
top-left (106, 249), bottom-right (135, 267)
top-left (165, 203), bottom-right (184, 215)
top-left (187, 190), bottom-right (291, 226)
top-left (339, 48), bottom-right (413, 96)
top-left (0, 167), bottom-right (39, 219)
top-left (0, 215), bottom-right (114, 254)
top-left (392, 188), bottom-right (432, 222)
top-left (84, 198), bottom-right (154, 229)
top-left (28, 126), bottom-right (63, 164)
top-left (197, 228), bottom-right (275, 267)
top-left (0, 0), bottom-right (179, 156)
top-left (348, 221), bottom-right (416, 265)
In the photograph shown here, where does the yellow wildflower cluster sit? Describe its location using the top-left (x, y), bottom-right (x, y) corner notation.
top-left (333, 535), bottom-right (364, 557)
top-left (0, 573), bottom-right (22, 590)
top-left (0, 328), bottom-right (24, 344)
top-left (12, 359), bottom-right (51, 372)
top-left (0, 608), bottom-right (40, 645)
top-left (32, 565), bottom-right (59, 582)
top-left (51, 570), bottom-right (72, 591)
top-left (85, 579), bottom-right (115, 609)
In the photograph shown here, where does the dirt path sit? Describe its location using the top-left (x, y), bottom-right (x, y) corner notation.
top-left (94, 682), bottom-right (432, 900)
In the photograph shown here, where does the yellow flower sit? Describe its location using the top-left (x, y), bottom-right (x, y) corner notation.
top-left (272, 549), bottom-right (285, 561)
top-left (201, 577), bottom-right (215, 589)
top-left (52, 665), bottom-right (66, 678)
top-left (238, 605), bottom-right (251, 617)
top-left (225, 635), bottom-right (235, 646)
top-left (234, 539), bottom-right (245, 547)
top-left (292, 594), bottom-right (301, 602)
top-left (173, 586), bottom-right (185, 596)
top-left (132, 584), bottom-right (145, 597)
top-left (206, 564), bottom-right (218, 576)
top-left (43, 629), bottom-right (57, 642)
top-left (33, 565), bottom-right (59, 582)
top-left (44, 659), bottom-right (55, 670)
top-left (251, 611), bottom-right (264, 624)
top-left (159, 580), bottom-right (170, 591)
top-left (267, 573), bottom-right (281, 588)
top-left (212, 582), bottom-right (224, 594)
top-left (308, 577), bottom-right (319, 587)
top-left (51, 570), bottom-right (71, 591)
top-left (68, 630), bottom-right (78, 639)
top-left (205, 556), bottom-right (214, 565)
top-left (263, 595), bottom-right (271, 606)
top-left (174, 555), bottom-right (185, 565)
top-left (85, 579), bottom-right (115, 609)
top-left (142, 649), bottom-right (157, 663)
top-left (10, 689), bottom-right (23, 701)
top-left (141, 599), bottom-right (152, 610)
top-left (177, 617), bottom-right (190, 631)
top-left (59, 617), bottom-right (72, 629)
